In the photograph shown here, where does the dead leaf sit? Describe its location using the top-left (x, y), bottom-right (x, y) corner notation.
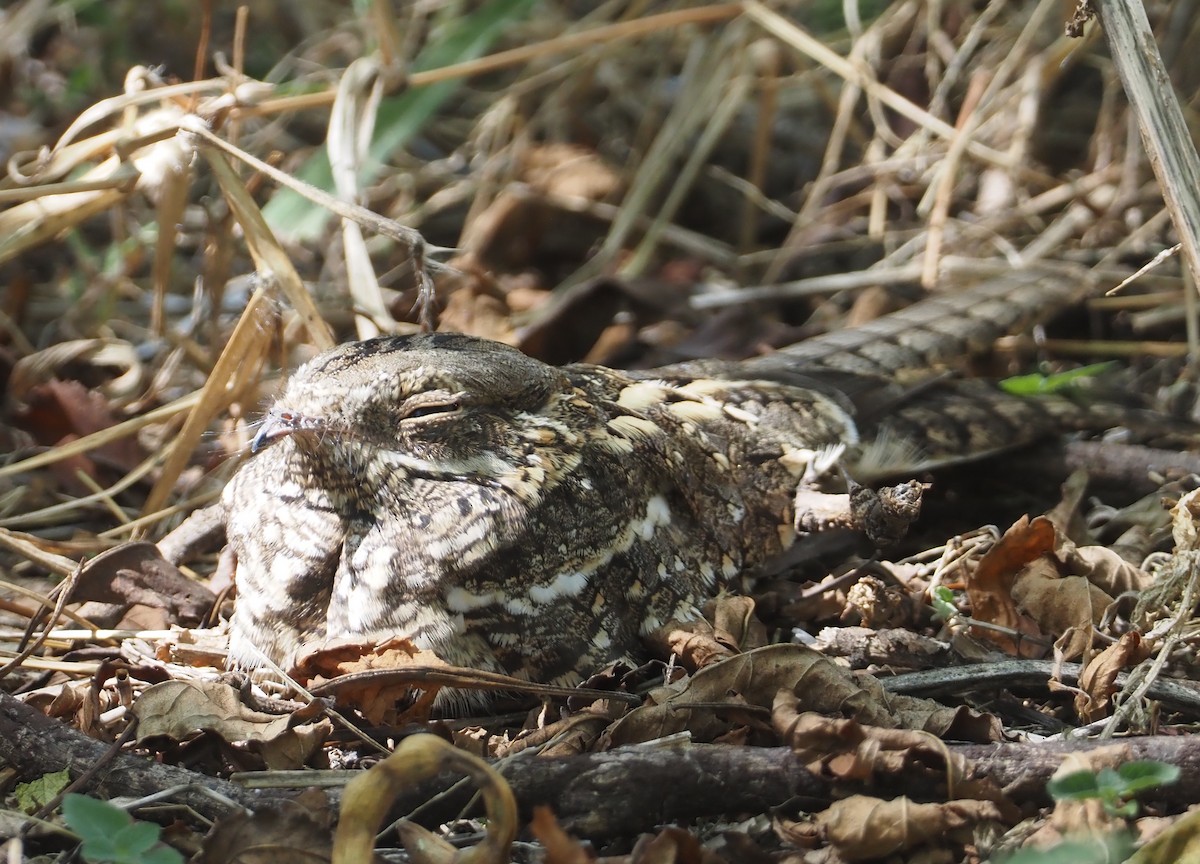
top-left (1126, 806), bottom-right (1200, 864)
top-left (649, 595), bottom-right (764, 670)
top-left (132, 680), bottom-right (329, 768)
top-left (198, 790), bottom-right (335, 864)
top-left (1024, 747), bottom-right (1133, 847)
top-left (437, 274), bottom-right (517, 343)
top-left (10, 378), bottom-right (145, 490)
top-left (68, 541), bottom-right (215, 626)
top-left (964, 515), bottom-right (1054, 656)
top-left (1011, 557), bottom-right (1112, 661)
top-left (628, 826), bottom-right (710, 864)
top-left (461, 143), bottom-right (621, 274)
top-left (1060, 543), bottom-right (1152, 597)
top-left (819, 794), bottom-right (1005, 860)
top-left (602, 644), bottom-right (1001, 748)
top-left (530, 806), bottom-right (594, 864)
top-left (292, 637), bottom-right (449, 725)
top-left (1075, 632), bottom-right (1150, 722)
top-left (649, 620), bottom-right (738, 671)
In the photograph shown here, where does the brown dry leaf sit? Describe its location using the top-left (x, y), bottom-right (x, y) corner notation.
top-left (1011, 557), bottom-right (1112, 661)
top-left (1060, 543), bottom-right (1153, 597)
top-left (771, 704), bottom-right (1006, 805)
top-left (20, 678), bottom-right (88, 719)
top-left (10, 378), bottom-right (145, 490)
top-left (648, 595), bottom-right (763, 670)
top-left (67, 541), bottom-right (216, 626)
top-left (603, 644), bottom-right (1001, 748)
top-left (965, 515), bottom-right (1054, 656)
top-left (436, 271), bottom-right (517, 343)
top-left (524, 142), bottom-right (623, 200)
top-left (198, 790), bottom-right (335, 864)
top-left (1075, 632), bottom-right (1150, 723)
top-left (772, 710), bottom-right (868, 766)
top-left (628, 826), bottom-right (713, 864)
top-left (843, 575), bottom-right (912, 629)
top-left (132, 680), bottom-right (329, 768)
top-left (1024, 747), bottom-right (1133, 848)
top-left (530, 806), bottom-right (594, 864)
top-left (773, 670), bottom-right (1002, 745)
top-left (649, 620), bottom-right (738, 670)
top-left (601, 644), bottom-right (830, 747)
top-left (709, 594), bottom-right (768, 649)
top-left (818, 794), bottom-right (1004, 861)
top-left (772, 813), bottom-right (823, 850)
top-left (292, 637), bottom-right (448, 724)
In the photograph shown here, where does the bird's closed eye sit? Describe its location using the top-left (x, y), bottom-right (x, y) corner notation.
top-left (400, 398), bottom-right (462, 421)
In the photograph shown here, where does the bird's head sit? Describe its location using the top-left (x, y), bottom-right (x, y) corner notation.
top-left (251, 333), bottom-right (571, 486)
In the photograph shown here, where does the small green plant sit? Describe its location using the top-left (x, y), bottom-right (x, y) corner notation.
top-left (14, 769), bottom-right (70, 813)
top-left (996, 762), bottom-right (1177, 863)
top-left (61, 794), bottom-right (183, 864)
top-left (930, 585), bottom-right (961, 624)
top-left (1047, 760), bottom-right (1180, 819)
top-left (999, 362), bottom-right (1116, 396)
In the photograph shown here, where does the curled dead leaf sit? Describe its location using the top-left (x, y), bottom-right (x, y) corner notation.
top-left (333, 734), bottom-right (516, 864)
top-left (1074, 632), bottom-right (1150, 723)
top-left (1011, 558), bottom-right (1112, 661)
top-left (292, 637), bottom-right (448, 724)
top-left (68, 541), bottom-right (216, 626)
top-left (1061, 544), bottom-right (1152, 597)
top-left (819, 794), bottom-right (1004, 861)
top-left (603, 644), bottom-right (1001, 748)
top-left (529, 806), bottom-right (592, 864)
top-left (965, 515), bottom-right (1054, 656)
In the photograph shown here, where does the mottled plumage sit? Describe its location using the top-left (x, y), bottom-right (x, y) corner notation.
top-left (221, 272), bottom-right (1103, 685)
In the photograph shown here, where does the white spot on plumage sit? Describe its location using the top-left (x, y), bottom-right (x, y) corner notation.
top-left (607, 415), bottom-right (664, 441)
top-left (528, 570), bottom-right (589, 603)
top-left (616, 381), bottom-right (669, 410)
top-left (446, 586), bottom-right (508, 612)
top-left (638, 494), bottom-right (672, 540)
top-left (664, 400), bottom-right (722, 422)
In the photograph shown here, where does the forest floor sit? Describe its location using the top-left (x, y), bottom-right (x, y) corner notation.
top-left (3, 2), bottom-right (1200, 862)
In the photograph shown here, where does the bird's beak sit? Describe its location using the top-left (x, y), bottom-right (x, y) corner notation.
top-left (250, 409), bottom-right (302, 453)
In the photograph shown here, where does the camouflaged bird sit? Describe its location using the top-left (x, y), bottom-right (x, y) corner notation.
top-left (220, 272), bottom-right (1117, 687)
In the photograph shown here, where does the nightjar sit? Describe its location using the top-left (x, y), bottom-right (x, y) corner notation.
top-left (221, 273), bottom-right (1121, 688)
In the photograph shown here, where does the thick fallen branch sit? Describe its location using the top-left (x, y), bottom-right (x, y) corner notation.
top-left (0, 690), bottom-right (253, 822)
top-left (5, 688), bottom-right (1200, 842)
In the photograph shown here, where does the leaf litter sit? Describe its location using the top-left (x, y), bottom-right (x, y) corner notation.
top-left (1, 1), bottom-right (1200, 861)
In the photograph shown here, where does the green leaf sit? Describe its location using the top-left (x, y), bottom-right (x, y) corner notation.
top-left (930, 586), bottom-right (959, 623)
top-left (140, 849), bottom-right (185, 864)
top-left (63, 793), bottom-right (133, 837)
top-left (13, 768), bottom-right (70, 813)
top-left (1117, 759), bottom-right (1180, 795)
top-left (263, 0), bottom-right (538, 243)
top-left (61, 794), bottom-right (183, 864)
top-left (113, 822), bottom-right (163, 856)
top-left (999, 362), bottom-right (1116, 396)
top-left (1046, 770), bottom-right (1102, 801)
